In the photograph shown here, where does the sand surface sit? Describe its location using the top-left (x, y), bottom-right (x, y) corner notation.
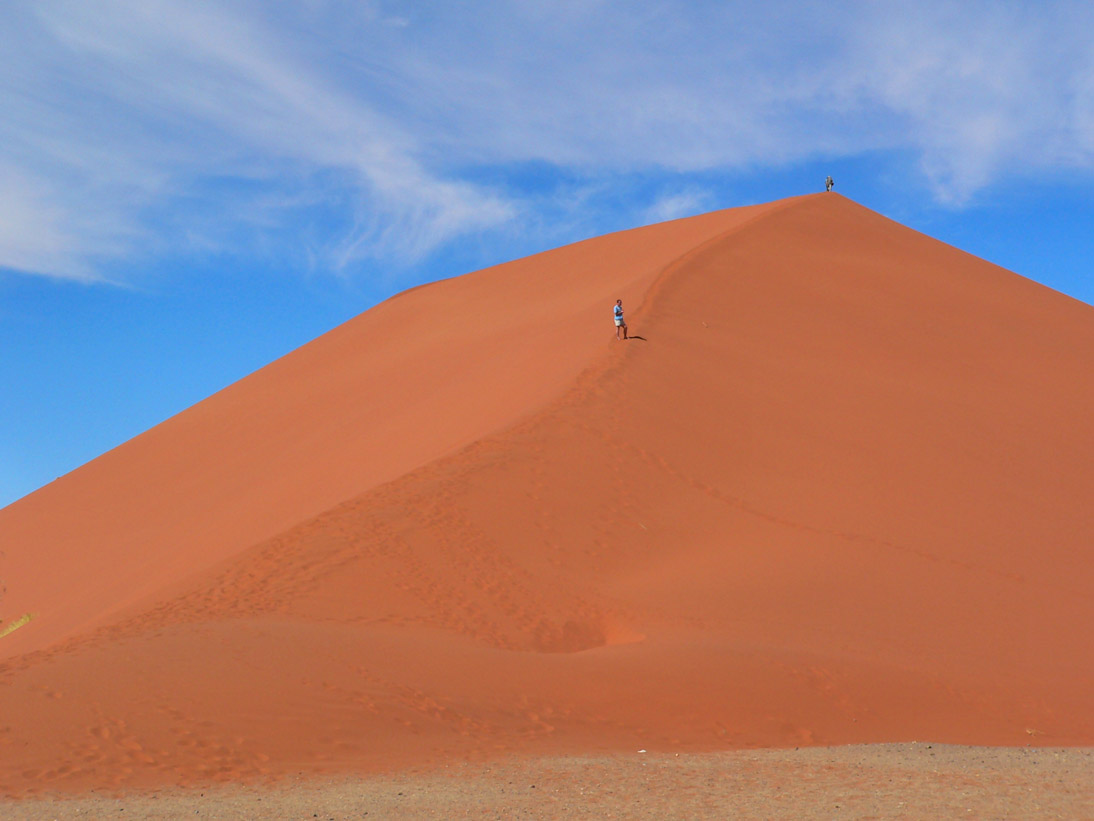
top-left (4, 746), bottom-right (1091, 820)
top-left (2, 194), bottom-right (1092, 803)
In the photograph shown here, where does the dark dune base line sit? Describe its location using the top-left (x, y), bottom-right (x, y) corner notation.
top-left (5, 745), bottom-right (1091, 820)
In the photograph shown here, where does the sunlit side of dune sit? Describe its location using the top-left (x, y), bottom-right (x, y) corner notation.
top-left (0, 199), bottom-right (784, 660)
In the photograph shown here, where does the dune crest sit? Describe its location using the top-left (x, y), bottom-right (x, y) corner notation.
top-left (1, 194), bottom-right (1092, 795)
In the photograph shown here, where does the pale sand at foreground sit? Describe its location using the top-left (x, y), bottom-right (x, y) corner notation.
top-left (6, 744), bottom-right (1091, 820)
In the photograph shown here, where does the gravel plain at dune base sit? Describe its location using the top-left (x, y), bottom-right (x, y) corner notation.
top-left (4, 744), bottom-right (1091, 820)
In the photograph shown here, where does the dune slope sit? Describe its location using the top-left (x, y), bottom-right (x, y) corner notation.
top-left (0, 199), bottom-right (780, 660)
top-left (1, 194), bottom-right (1091, 795)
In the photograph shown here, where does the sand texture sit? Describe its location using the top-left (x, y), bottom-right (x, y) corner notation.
top-left (1, 194), bottom-right (1092, 803)
top-left (3, 746), bottom-right (1091, 819)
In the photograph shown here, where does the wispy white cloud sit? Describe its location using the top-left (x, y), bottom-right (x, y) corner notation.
top-left (0, 164), bottom-right (91, 281)
top-left (842, 2), bottom-right (1094, 203)
top-left (0, 162), bottom-right (137, 282)
top-left (383, 1), bottom-right (1094, 202)
top-left (1, 0), bottom-right (1092, 282)
top-left (0, 0), bottom-right (515, 280)
top-left (642, 190), bottom-right (714, 225)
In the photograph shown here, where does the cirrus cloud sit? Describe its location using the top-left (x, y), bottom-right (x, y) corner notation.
top-left (1, 0), bottom-right (1091, 282)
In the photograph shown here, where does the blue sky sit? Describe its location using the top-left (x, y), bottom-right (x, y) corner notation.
top-left (2, 0), bottom-right (1093, 508)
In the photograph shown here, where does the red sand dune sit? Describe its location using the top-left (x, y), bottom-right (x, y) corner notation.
top-left (1, 193), bottom-right (1092, 795)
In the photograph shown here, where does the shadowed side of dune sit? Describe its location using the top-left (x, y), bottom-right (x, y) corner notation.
top-left (1, 194), bottom-right (1091, 795)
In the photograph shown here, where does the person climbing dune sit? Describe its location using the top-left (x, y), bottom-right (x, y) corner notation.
top-left (614, 299), bottom-right (628, 340)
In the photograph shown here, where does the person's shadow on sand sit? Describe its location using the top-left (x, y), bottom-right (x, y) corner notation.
top-left (626, 335), bottom-right (647, 341)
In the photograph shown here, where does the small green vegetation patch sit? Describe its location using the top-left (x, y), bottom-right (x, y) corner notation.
top-left (0, 613), bottom-right (36, 639)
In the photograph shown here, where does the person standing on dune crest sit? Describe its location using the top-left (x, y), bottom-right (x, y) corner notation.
top-left (614, 299), bottom-right (628, 340)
